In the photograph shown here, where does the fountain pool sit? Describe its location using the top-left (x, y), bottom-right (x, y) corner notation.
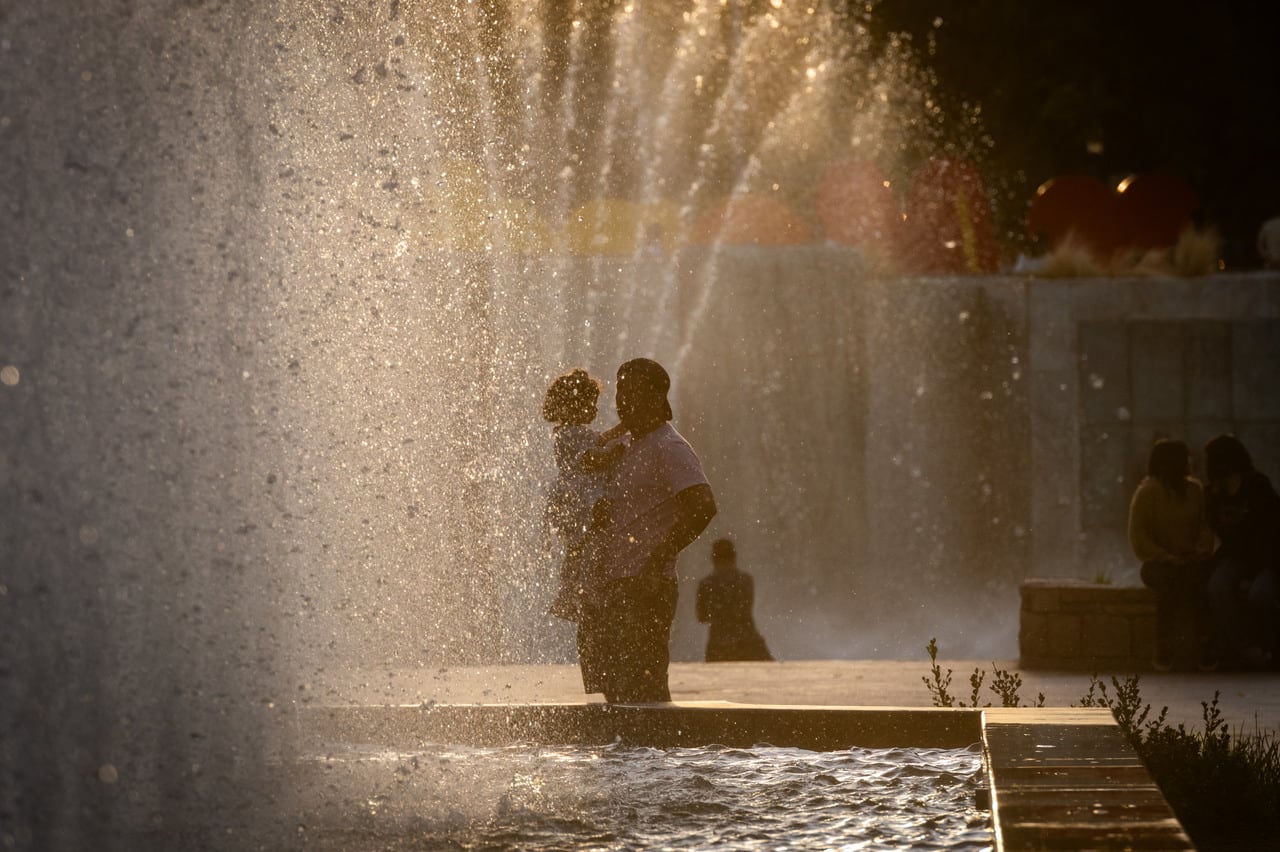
top-left (296, 742), bottom-right (992, 850)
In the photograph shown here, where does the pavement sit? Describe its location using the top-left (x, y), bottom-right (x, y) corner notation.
top-left (306, 658), bottom-right (1280, 737)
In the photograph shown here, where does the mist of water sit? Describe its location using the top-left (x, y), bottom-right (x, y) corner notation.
top-left (251, 1), bottom-right (1012, 668)
top-left (2, 2), bottom-right (1017, 846)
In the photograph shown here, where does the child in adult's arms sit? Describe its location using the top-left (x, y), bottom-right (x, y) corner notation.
top-left (541, 368), bottom-right (625, 623)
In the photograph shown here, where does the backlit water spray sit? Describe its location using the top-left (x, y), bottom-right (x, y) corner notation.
top-left (2, 1), bottom-right (1022, 846)
top-left (259, 0), bottom-right (1014, 668)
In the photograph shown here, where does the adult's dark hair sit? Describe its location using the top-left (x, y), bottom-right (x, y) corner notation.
top-left (542, 368), bottom-right (601, 425)
top-left (711, 538), bottom-right (736, 562)
top-left (1203, 433), bottom-right (1254, 484)
top-left (617, 357), bottom-right (673, 422)
top-left (1147, 439), bottom-right (1190, 494)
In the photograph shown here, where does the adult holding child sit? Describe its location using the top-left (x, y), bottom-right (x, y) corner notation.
top-left (578, 358), bottom-right (717, 703)
top-left (1127, 438), bottom-right (1215, 671)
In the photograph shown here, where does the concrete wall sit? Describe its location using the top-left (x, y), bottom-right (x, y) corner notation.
top-left (1026, 275), bottom-right (1280, 584)
top-left (546, 264), bottom-right (1280, 662)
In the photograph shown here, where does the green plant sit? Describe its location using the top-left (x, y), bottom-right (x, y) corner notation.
top-left (1031, 225), bottom-right (1223, 280)
top-left (1122, 691), bottom-right (1280, 849)
top-left (990, 664), bottom-right (1044, 708)
top-left (921, 638), bottom-right (1044, 708)
top-left (1075, 673), bottom-right (1161, 738)
top-left (1172, 226), bottom-right (1222, 277)
top-left (921, 637), bottom-right (956, 707)
top-left (1037, 232), bottom-right (1105, 278)
top-left (924, 644), bottom-right (1280, 850)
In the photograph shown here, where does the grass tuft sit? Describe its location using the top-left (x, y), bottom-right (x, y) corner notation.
top-left (1172, 225), bottom-right (1222, 277)
top-left (1027, 226), bottom-right (1223, 278)
top-left (1036, 233), bottom-right (1105, 278)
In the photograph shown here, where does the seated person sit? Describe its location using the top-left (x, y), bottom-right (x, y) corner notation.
top-left (696, 538), bottom-right (774, 662)
top-left (1203, 434), bottom-right (1280, 670)
top-left (1127, 439), bottom-right (1214, 670)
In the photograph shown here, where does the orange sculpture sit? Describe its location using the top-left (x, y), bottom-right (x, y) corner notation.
top-left (689, 194), bottom-right (812, 246)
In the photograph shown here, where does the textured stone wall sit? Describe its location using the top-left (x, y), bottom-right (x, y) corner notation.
top-left (1019, 579), bottom-right (1157, 671)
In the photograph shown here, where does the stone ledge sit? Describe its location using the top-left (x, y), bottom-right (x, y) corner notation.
top-left (1020, 579), bottom-right (1158, 672)
top-left (300, 701), bottom-right (982, 750)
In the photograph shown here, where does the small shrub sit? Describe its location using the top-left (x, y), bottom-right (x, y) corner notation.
top-left (921, 637), bottom-right (956, 707)
top-left (1112, 246), bottom-right (1172, 277)
top-left (990, 664), bottom-right (1045, 708)
top-left (1037, 233), bottom-right (1105, 278)
top-left (923, 642), bottom-right (1280, 850)
top-left (1075, 673), bottom-right (1165, 740)
top-left (1172, 225), bottom-right (1222, 277)
top-left (920, 638), bottom-right (1043, 708)
top-left (1030, 226), bottom-right (1222, 279)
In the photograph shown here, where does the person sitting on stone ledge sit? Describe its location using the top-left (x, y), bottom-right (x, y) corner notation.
top-left (1203, 434), bottom-right (1280, 670)
top-left (1257, 215), bottom-right (1280, 269)
top-left (1127, 438), bottom-right (1215, 671)
top-left (696, 538), bottom-right (774, 663)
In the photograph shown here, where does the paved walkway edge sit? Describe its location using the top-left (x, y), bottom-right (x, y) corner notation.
top-left (982, 707), bottom-right (1193, 850)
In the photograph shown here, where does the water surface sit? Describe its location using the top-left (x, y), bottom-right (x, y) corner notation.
top-left (299, 742), bottom-right (992, 850)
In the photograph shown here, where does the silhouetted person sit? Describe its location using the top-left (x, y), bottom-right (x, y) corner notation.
top-left (1127, 439), bottom-right (1214, 671)
top-left (578, 358), bottom-right (717, 703)
top-left (541, 368), bottom-right (625, 628)
top-left (696, 538), bottom-right (773, 662)
top-left (1258, 215), bottom-right (1280, 268)
top-left (1204, 434), bottom-right (1280, 669)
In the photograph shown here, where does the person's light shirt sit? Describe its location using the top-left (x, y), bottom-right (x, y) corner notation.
top-left (603, 422), bottom-right (709, 581)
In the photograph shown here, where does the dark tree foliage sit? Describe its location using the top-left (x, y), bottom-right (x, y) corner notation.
top-left (865, 0), bottom-right (1280, 266)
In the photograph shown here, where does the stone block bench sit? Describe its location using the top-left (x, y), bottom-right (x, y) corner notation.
top-left (1019, 578), bottom-right (1158, 671)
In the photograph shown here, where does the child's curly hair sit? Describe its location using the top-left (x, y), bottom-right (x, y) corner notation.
top-left (542, 368), bottom-right (602, 425)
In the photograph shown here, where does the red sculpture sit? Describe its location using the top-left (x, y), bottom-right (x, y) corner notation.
top-left (1029, 172), bottom-right (1197, 258)
top-left (900, 158), bottom-right (999, 273)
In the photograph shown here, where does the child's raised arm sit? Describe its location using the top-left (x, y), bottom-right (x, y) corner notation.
top-left (582, 441), bottom-right (625, 471)
top-left (598, 422), bottom-right (628, 444)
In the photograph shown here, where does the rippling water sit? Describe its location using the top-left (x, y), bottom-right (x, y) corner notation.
top-left (298, 743), bottom-right (992, 850)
